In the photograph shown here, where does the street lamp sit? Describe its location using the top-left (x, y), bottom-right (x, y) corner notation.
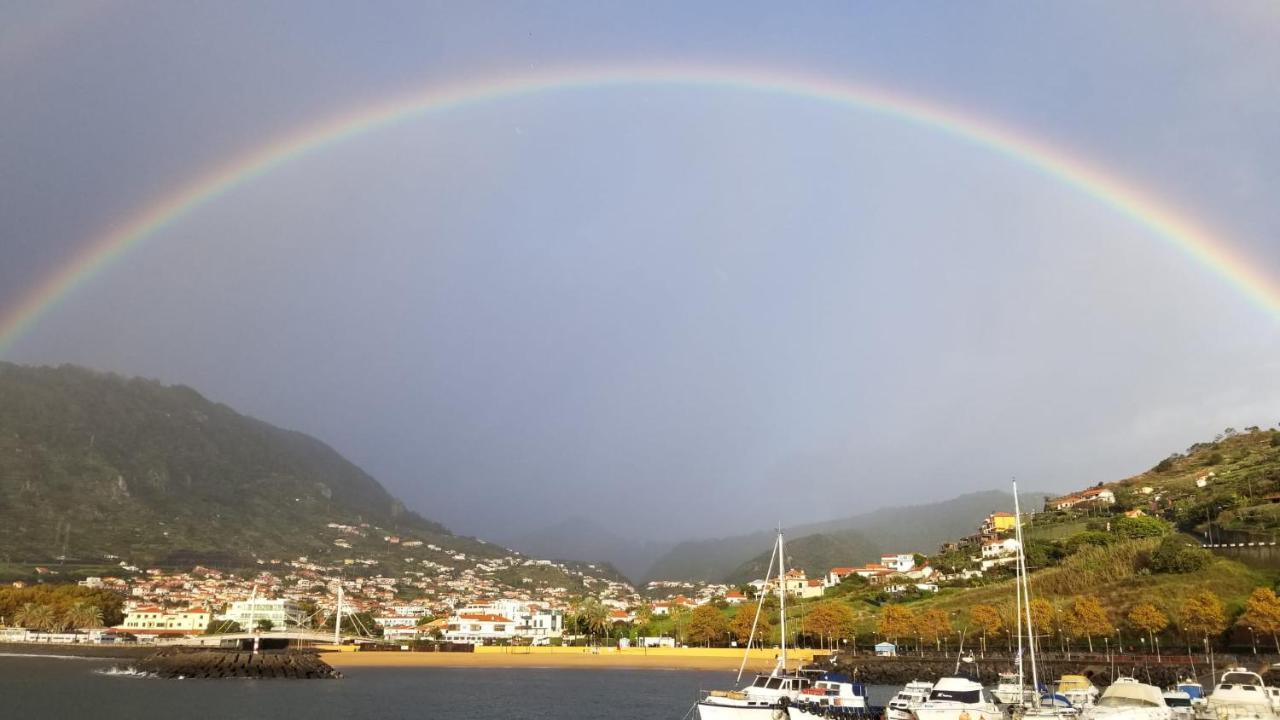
top-left (1115, 627), bottom-right (1122, 654)
top-left (1154, 635), bottom-right (1161, 662)
top-left (1140, 636), bottom-right (1146, 656)
top-left (1250, 627), bottom-right (1258, 655)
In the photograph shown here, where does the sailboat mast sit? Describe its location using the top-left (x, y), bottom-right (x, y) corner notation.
top-left (1014, 481), bottom-right (1040, 695)
top-left (737, 536), bottom-right (779, 683)
top-left (333, 584), bottom-right (343, 645)
top-left (778, 530), bottom-right (788, 672)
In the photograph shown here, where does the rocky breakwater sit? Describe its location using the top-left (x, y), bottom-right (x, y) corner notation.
top-left (135, 648), bottom-right (341, 679)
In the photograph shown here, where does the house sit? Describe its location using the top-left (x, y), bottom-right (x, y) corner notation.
top-left (879, 554), bottom-right (917, 573)
top-left (118, 606), bottom-right (211, 636)
top-left (443, 613), bottom-right (516, 643)
top-left (825, 567), bottom-right (859, 588)
top-left (980, 512), bottom-right (1018, 536)
top-left (981, 538), bottom-right (1020, 559)
top-left (875, 641), bottom-right (897, 656)
top-left (1049, 487), bottom-right (1116, 510)
top-left (724, 591), bottom-right (748, 605)
top-left (770, 571), bottom-right (825, 599)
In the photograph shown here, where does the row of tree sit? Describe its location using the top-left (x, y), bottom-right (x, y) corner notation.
top-left (10, 600), bottom-right (104, 632)
top-left (876, 587), bottom-right (1280, 654)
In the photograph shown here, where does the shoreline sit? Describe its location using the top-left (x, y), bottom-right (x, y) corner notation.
top-left (325, 647), bottom-right (822, 672)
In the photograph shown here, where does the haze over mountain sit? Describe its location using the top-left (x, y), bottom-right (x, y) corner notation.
top-left (499, 516), bottom-right (675, 583)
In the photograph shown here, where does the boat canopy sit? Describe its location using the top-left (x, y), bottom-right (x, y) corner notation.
top-left (1098, 681), bottom-right (1165, 708)
top-left (1057, 676), bottom-right (1094, 693)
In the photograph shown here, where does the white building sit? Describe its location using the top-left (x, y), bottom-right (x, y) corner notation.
top-left (218, 599), bottom-right (307, 630)
top-left (879, 554), bottom-right (917, 573)
top-left (118, 606), bottom-right (211, 636)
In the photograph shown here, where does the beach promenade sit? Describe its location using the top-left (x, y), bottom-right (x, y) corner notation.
top-left (323, 645), bottom-right (822, 671)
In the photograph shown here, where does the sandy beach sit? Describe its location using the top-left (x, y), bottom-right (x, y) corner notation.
top-left (324, 646), bottom-right (822, 672)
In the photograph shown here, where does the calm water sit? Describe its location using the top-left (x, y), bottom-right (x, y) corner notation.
top-left (0, 655), bottom-right (767, 719)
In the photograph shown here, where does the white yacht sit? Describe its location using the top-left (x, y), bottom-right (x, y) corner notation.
top-left (785, 674), bottom-right (871, 719)
top-left (700, 673), bottom-right (815, 719)
top-left (1206, 668), bottom-right (1278, 720)
top-left (886, 680), bottom-right (934, 720)
top-left (698, 530), bottom-right (804, 719)
top-left (913, 676), bottom-right (1002, 720)
top-left (1085, 677), bottom-right (1172, 720)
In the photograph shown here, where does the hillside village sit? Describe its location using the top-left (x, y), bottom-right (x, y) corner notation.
top-left (6, 427), bottom-right (1280, 652)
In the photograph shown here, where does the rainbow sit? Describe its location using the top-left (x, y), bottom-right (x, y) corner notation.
top-left (2, 64), bottom-right (1276, 356)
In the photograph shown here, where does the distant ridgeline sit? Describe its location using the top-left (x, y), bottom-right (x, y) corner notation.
top-left (0, 363), bottom-right (490, 572)
top-left (642, 490), bottom-right (1052, 583)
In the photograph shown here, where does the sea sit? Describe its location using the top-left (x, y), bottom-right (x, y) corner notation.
top-left (0, 654), bottom-right (902, 719)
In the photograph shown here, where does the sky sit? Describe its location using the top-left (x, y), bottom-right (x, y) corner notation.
top-left (1, 1), bottom-right (1279, 543)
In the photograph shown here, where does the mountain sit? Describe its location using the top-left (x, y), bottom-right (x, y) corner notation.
top-left (642, 489), bottom-right (1051, 582)
top-left (724, 530), bottom-right (881, 585)
top-left (0, 363), bottom-right (498, 569)
top-left (501, 516), bottom-right (675, 583)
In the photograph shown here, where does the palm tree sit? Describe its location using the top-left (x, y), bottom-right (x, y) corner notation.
top-left (63, 602), bottom-right (104, 630)
top-left (571, 597), bottom-right (610, 645)
top-left (14, 603), bottom-right (57, 631)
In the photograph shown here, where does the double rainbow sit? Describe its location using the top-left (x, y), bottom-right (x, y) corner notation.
top-left (2, 64), bottom-right (1275, 356)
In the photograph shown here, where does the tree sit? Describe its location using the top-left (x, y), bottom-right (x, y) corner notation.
top-left (1150, 536), bottom-right (1211, 574)
top-left (1064, 596), bottom-right (1110, 652)
top-left (729, 603), bottom-right (772, 645)
top-left (569, 596), bottom-right (610, 643)
top-left (1115, 516), bottom-right (1170, 539)
top-left (877, 605), bottom-right (916, 646)
top-left (917, 609), bottom-right (954, 651)
top-left (205, 619), bottom-right (242, 634)
top-left (685, 604), bottom-right (729, 646)
top-left (1181, 590), bottom-right (1227, 649)
top-left (1239, 588), bottom-right (1280, 653)
top-left (14, 602), bottom-right (57, 632)
top-left (62, 601), bottom-right (103, 630)
top-left (1127, 603), bottom-right (1169, 647)
top-left (669, 605), bottom-right (693, 645)
top-left (1154, 456), bottom-right (1177, 473)
top-left (969, 605), bottom-right (1002, 655)
top-left (1029, 598), bottom-right (1056, 637)
top-left (256, 618), bottom-right (274, 632)
top-left (802, 601), bottom-right (855, 649)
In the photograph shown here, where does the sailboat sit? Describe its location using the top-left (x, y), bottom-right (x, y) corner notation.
top-left (698, 530), bottom-right (816, 719)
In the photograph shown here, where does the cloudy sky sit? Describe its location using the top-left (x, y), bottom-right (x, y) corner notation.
top-left (2, 1), bottom-right (1278, 542)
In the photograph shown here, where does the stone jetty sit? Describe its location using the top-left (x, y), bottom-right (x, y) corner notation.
top-left (135, 649), bottom-right (341, 679)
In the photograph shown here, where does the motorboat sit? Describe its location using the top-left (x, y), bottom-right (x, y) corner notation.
top-left (700, 673), bottom-right (815, 718)
top-left (994, 671), bottom-right (1030, 705)
top-left (785, 673), bottom-right (875, 719)
top-left (1172, 679), bottom-right (1210, 720)
top-left (1056, 676), bottom-right (1100, 709)
top-left (886, 680), bottom-right (934, 720)
top-left (1163, 691), bottom-right (1195, 720)
top-left (1084, 677), bottom-right (1172, 720)
top-left (913, 676), bottom-right (1002, 720)
top-left (1206, 668), bottom-right (1278, 720)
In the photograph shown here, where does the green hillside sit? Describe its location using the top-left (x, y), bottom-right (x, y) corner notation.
top-left (725, 531), bottom-right (881, 584)
top-left (644, 490), bottom-right (1050, 582)
top-left (0, 363), bottom-right (492, 569)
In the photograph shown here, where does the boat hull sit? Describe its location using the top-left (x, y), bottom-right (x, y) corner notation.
top-left (697, 700), bottom-right (787, 720)
top-left (786, 703), bottom-right (878, 719)
top-left (914, 704), bottom-right (1003, 720)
